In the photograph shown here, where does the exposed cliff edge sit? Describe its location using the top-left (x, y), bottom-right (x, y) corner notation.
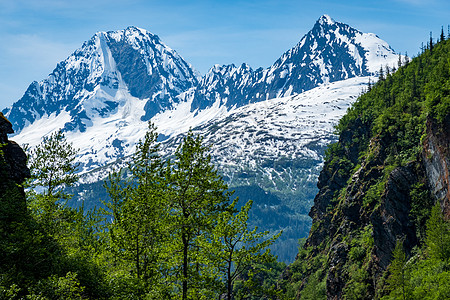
top-left (423, 115), bottom-right (450, 219)
top-left (280, 38), bottom-right (450, 299)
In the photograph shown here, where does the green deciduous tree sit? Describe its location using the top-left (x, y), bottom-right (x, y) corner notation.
top-left (104, 122), bottom-right (170, 297)
top-left (203, 198), bottom-right (281, 299)
top-left (104, 126), bottom-right (282, 298)
top-left (165, 130), bottom-right (230, 299)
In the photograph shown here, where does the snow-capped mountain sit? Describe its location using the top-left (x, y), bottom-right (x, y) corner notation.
top-left (189, 14), bottom-right (397, 111)
top-left (163, 76), bottom-right (367, 200)
top-left (2, 15), bottom-right (400, 261)
top-left (4, 16), bottom-right (398, 171)
top-left (4, 26), bottom-right (199, 134)
top-left (71, 76), bottom-right (370, 263)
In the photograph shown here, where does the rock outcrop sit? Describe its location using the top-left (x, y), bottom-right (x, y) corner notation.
top-left (0, 112), bottom-right (30, 194)
top-left (423, 115), bottom-right (450, 219)
top-left (280, 37), bottom-right (450, 300)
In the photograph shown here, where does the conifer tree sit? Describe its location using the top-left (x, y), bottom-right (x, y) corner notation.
top-left (378, 66), bottom-right (385, 81)
top-left (385, 240), bottom-right (411, 300)
top-left (426, 202), bottom-right (450, 262)
top-left (429, 31), bottom-right (433, 53)
top-left (404, 52), bottom-right (409, 65)
top-left (28, 130), bottom-right (78, 198)
top-left (27, 130), bottom-right (80, 240)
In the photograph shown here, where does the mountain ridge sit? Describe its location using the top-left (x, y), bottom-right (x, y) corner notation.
top-left (188, 14), bottom-right (397, 112)
top-left (3, 26), bottom-right (199, 134)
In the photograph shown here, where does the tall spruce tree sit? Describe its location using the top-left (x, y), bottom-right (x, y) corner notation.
top-left (28, 130), bottom-right (78, 198)
top-left (426, 202), bottom-right (450, 262)
top-left (384, 240), bottom-right (411, 300)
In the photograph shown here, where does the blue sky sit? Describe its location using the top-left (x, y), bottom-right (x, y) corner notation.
top-left (1, 0), bottom-right (449, 109)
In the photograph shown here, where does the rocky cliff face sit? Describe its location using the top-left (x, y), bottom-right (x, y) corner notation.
top-left (294, 116), bottom-right (448, 299)
top-left (0, 112), bottom-right (30, 222)
top-left (0, 112), bottom-right (30, 189)
top-left (423, 115), bottom-right (450, 219)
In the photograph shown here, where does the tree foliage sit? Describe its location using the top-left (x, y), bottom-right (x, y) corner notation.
top-left (102, 124), bottom-right (281, 299)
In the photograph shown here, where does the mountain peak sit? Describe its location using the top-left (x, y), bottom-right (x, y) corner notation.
top-left (3, 25), bottom-right (199, 136)
top-left (317, 14), bottom-right (335, 26)
top-left (100, 26), bottom-right (161, 44)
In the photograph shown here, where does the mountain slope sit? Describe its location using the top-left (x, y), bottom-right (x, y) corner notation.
top-left (3, 15), bottom-right (398, 176)
top-left (68, 76), bottom-right (370, 263)
top-left (280, 37), bottom-right (450, 299)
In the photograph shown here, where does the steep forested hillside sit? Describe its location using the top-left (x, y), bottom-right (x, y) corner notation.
top-left (280, 35), bottom-right (450, 299)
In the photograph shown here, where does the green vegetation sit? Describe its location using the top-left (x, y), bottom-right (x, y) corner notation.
top-left (1, 124), bottom-right (282, 299)
top-left (382, 203), bottom-right (450, 299)
top-left (280, 35), bottom-right (450, 298)
top-left (2, 31), bottom-right (449, 300)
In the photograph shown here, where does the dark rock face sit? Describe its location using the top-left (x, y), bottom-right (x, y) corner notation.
top-left (293, 111), bottom-right (450, 299)
top-left (326, 241), bottom-right (349, 299)
top-left (0, 113), bottom-right (30, 189)
top-left (2, 141), bottom-right (30, 186)
top-left (371, 164), bottom-right (419, 271)
top-left (301, 116), bottom-right (434, 298)
top-left (0, 112), bottom-right (14, 143)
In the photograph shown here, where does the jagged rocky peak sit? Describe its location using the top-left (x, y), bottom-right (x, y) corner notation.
top-left (190, 63), bottom-right (255, 111)
top-left (317, 14), bottom-right (335, 25)
top-left (202, 63), bottom-right (253, 84)
top-left (189, 14), bottom-right (399, 112)
top-left (4, 17), bottom-right (399, 176)
top-left (3, 26), bottom-right (199, 134)
top-left (273, 14), bottom-right (395, 81)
